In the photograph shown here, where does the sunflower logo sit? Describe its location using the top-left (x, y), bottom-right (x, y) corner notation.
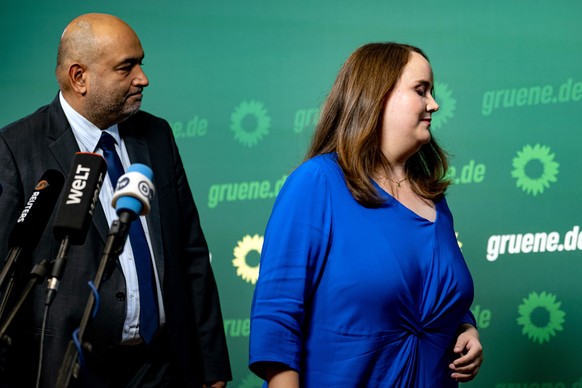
top-left (431, 82), bottom-right (456, 131)
top-left (517, 291), bottom-right (565, 344)
top-left (238, 373), bottom-right (264, 388)
top-left (232, 234), bottom-right (264, 284)
top-left (230, 100), bottom-right (271, 147)
top-left (511, 144), bottom-right (559, 196)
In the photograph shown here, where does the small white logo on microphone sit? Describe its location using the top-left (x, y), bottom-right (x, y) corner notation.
top-left (116, 177), bottom-right (130, 190)
top-left (139, 181), bottom-right (153, 200)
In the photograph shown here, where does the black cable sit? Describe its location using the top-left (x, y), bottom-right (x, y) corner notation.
top-left (36, 304), bottom-right (50, 388)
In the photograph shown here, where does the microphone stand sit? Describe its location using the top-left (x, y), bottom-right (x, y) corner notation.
top-left (0, 259), bottom-right (52, 343)
top-left (0, 247), bottom-right (23, 319)
top-left (55, 214), bottom-right (131, 388)
top-left (46, 236), bottom-right (71, 307)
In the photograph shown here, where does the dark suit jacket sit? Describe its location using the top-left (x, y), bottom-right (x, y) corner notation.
top-left (0, 96), bottom-right (232, 387)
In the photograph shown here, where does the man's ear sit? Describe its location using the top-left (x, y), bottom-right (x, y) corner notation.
top-left (68, 63), bottom-right (88, 95)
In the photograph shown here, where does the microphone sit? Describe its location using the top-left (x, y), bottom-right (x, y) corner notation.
top-left (101, 163), bottom-right (156, 279)
top-left (46, 153), bottom-right (106, 305)
top-left (52, 153), bottom-right (107, 244)
top-left (55, 164), bottom-right (154, 388)
top-left (0, 170), bottom-right (65, 291)
top-left (112, 163), bottom-right (155, 220)
top-left (99, 163), bottom-right (155, 280)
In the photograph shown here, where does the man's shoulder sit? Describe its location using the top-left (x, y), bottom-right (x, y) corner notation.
top-left (120, 110), bottom-right (173, 139)
top-left (0, 103), bottom-right (52, 136)
top-left (126, 110), bottom-right (170, 127)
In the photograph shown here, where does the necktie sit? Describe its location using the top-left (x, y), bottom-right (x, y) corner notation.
top-left (98, 131), bottom-right (159, 344)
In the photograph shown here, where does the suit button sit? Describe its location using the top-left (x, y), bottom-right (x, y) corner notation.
top-left (116, 292), bottom-right (126, 301)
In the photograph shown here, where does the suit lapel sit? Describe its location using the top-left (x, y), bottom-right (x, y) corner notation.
top-left (119, 122), bottom-right (165, 281)
top-left (46, 96), bottom-right (110, 244)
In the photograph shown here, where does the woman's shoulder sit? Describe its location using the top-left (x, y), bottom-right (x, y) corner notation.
top-left (282, 153), bottom-right (343, 193)
top-left (296, 152), bottom-right (340, 176)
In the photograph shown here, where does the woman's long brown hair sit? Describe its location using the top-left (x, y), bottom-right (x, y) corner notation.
top-left (305, 42), bottom-right (451, 207)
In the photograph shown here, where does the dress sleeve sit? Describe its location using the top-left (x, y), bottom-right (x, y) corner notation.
top-left (249, 159), bottom-right (333, 379)
top-left (461, 309), bottom-right (477, 328)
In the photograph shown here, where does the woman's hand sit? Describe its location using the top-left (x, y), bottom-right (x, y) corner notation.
top-left (449, 324), bottom-right (483, 382)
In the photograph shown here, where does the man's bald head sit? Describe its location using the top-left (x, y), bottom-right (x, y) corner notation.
top-left (55, 13), bottom-right (139, 90)
top-left (55, 13), bottom-right (148, 128)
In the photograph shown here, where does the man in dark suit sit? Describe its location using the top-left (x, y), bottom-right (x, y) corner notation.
top-left (0, 13), bottom-right (231, 387)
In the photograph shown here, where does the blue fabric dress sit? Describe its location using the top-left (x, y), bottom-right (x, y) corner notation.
top-left (249, 153), bottom-right (476, 387)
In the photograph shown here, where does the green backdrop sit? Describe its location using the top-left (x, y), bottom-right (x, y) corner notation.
top-left (2, 1), bottom-right (581, 387)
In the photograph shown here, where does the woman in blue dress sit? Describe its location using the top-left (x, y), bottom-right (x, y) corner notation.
top-left (249, 42), bottom-right (483, 387)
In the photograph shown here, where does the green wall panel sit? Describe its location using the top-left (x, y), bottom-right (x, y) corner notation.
top-left (2, 2), bottom-right (581, 386)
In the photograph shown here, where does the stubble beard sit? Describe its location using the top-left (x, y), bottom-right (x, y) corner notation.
top-left (85, 88), bottom-right (141, 129)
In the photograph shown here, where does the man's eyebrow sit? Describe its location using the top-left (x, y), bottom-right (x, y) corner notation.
top-left (119, 56), bottom-right (143, 66)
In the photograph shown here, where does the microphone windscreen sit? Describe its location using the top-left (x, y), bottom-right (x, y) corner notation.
top-left (8, 169), bottom-right (65, 248)
top-left (53, 152), bottom-right (107, 245)
top-left (112, 163), bottom-right (155, 217)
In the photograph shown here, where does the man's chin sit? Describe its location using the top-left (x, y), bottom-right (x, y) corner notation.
top-left (120, 104), bottom-right (142, 120)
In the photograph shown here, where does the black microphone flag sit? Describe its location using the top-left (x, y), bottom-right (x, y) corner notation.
top-left (47, 153), bottom-right (106, 305)
top-left (52, 153), bottom-right (107, 245)
top-left (0, 170), bottom-right (65, 290)
top-left (8, 170), bottom-right (65, 249)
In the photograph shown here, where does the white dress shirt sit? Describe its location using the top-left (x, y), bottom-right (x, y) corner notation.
top-left (59, 92), bottom-right (165, 344)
